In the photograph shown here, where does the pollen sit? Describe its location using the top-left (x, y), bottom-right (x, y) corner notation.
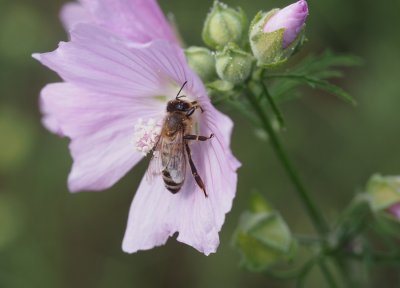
top-left (132, 118), bottom-right (161, 156)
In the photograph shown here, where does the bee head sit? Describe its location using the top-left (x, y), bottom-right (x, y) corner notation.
top-left (167, 99), bottom-right (190, 112)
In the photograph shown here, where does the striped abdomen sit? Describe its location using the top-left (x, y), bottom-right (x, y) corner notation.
top-left (162, 170), bottom-right (183, 194)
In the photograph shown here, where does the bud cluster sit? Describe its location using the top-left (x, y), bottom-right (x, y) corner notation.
top-left (185, 0), bottom-right (309, 87)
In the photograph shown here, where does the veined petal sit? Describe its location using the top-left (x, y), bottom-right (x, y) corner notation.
top-left (34, 24), bottom-right (213, 193)
top-left (40, 83), bottom-right (163, 192)
top-left (34, 24), bottom-right (191, 99)
top-left (61, 0), bottom-right (177, 43)
top-left (122, 176), bottom-right (175, 252)
top-left (40, 83), bottom-right (163, 137)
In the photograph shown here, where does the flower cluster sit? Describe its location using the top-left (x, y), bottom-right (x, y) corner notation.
top-left (187, 0), bottom-right (309, 86)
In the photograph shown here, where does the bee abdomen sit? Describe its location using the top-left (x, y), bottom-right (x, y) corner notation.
top-left (162, 170), bottom-right (183, 194)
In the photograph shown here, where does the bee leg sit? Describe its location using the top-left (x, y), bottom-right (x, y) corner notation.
top-left (190, 101), bottom-right (204, 113)
top-left (186, 107), bottom-right (196, 117)
top-left (183, 134), bottom-right (214, 141)
top-left (185, 143), bottom-right (208, 197)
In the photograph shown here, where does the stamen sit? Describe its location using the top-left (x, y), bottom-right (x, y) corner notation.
top-left (132, 118), bottom-right (161, 156)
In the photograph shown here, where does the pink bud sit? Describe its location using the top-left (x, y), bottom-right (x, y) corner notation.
top-left (263, 0), bottom-right (309, 48)
top-left (387, 203), bottom-right (400, 219)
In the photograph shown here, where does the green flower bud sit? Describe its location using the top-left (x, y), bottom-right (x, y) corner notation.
top-left (249, 10), bottom-right (306, 68)
top-left (202, 1), bottom-right (247, 49)
top-left (185, 46), bottom-right (216, 83)
top-left (232, 193), bottom-right (296, 271)
top-left (366, 174), bottom-right (400, 212)
top-left (215, 43), bottom-right (253, 84)
top-left (366, 175), bottom-right (400, 237)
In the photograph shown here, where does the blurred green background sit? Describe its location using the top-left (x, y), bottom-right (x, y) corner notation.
top-left (1, 0), bottom-right (400, 287)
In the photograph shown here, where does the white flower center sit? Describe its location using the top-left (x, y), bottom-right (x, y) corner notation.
top-left (132, 118), bottom-right (161, 156)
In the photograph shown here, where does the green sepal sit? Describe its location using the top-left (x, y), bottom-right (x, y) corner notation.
top-left (185, 46), bottom-right (217, 83)
top-left (215, 42), bottom-right (254, 84)
top-left (207, 79), bottom-right (234, 92)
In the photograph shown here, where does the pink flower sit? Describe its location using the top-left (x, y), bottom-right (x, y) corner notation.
top-left (263, 0), bottom-right (309, 48)
top-left (34, 1), bottom-right (239, 255)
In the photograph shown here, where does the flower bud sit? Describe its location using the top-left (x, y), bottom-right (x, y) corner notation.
top-left (215, 43), bottom-right (253, 84)
top-left (185, 46), bottom-right (216, 82)
top-left (366, 174), bottom-right (400, 219)
top-left (249, 0), bottom-right (308, 67)
top-left (202, 1), bottom-right (247, 49)
top-left (387, 203), bottom-right (400, 219)
top-left (232, 193), bottom-right (296, 271)
top-left (264, 0), bottom-right (308, 48)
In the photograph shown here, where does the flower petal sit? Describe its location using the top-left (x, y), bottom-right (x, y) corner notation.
top-left (122, 176), bottom-right (175, 252)
top-left (33, 24), bottom-right (189, 99)
top-left (40, 83), bottom-right (164, 192)
top-left (62, 0), bottom-right (178, 43)
top-left (60, 2), bottom-right (91, 32)
top-left (34, 24), bottom-right (215, 193)
top-left (264, 0), bottom-right (308, 48)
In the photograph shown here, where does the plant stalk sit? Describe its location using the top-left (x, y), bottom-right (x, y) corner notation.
top-left (247, 84), bottom-right (341, 287)
top-left (247, 86), bottom-right (329, 235)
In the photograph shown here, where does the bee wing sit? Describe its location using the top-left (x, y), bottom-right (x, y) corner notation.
top-left (146, 129), bottom-right (186, 184)
top-left (145, 138), bottom-right (165, 183)
top-left (163, 131), bottom-right (186, 185)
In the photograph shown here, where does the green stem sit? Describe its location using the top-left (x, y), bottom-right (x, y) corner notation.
top-left (259, 73), bottom-right (286, 128)
top-left (246, 88), bottom-right (329, 235)
top-left (318, 261), bottom-right (339, 288)
top-left (247, 86), bottom-right (340, 287)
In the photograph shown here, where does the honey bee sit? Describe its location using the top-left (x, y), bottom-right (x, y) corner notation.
top-left (148, 82), bottom-right (213, 197)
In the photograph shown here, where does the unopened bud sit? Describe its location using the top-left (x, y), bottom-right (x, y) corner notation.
top-left (232, 193), bottom-right (296, 271)
top-left (249, 0), bottom-right (308, 67)
top-left (366, 174), bottom-right (400, 219)
top-left (215, 43), bottom-right (253, 84)
top-left (185, 47), bottom-right (216, 83)
top-left (202, 1), bottom-right (247, 49)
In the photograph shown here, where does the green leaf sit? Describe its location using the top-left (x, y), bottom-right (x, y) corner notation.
top-left (265, 50), bottom-right (363, 103)
top-left (291, 50), bottom-right (364, 78)
top-left (267, 74), bottom-right (357, 105)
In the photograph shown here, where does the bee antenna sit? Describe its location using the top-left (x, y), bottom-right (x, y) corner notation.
top-left (176, 81), bottom-right (188, 99)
